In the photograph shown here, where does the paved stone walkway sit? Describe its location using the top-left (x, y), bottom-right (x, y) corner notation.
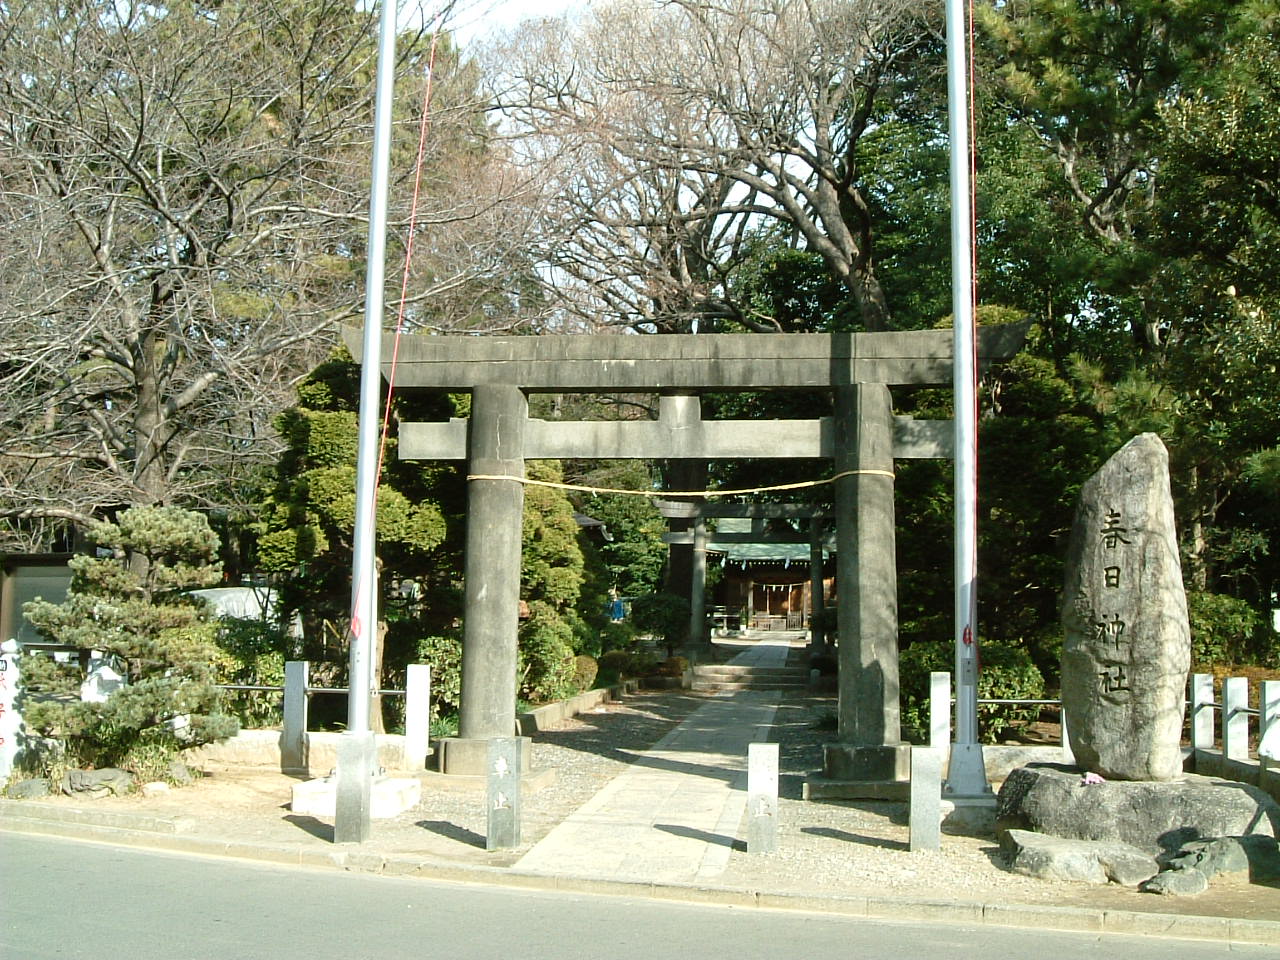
top-left (514, 639), bottom-right (790, 883)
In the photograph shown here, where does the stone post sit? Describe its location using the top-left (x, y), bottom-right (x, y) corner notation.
top-left (486, 736), bottom-right (523, 850)
top-left (909, 747), bottom-right (943, 852)
top-left (1259, 680), bottom-right (1280, 767)
top-left (438, 383), bottom-right (530, 776)
top-left (281, 660), bottom-right (308, 774)
top-left (747, 742), bottom-right (779, 854)
top-left (808, 517), bottom-right (825, 652)
top-left (335, 730), bottom-right (376, 843)
top-left (825, 383), bottom-right (909, 783)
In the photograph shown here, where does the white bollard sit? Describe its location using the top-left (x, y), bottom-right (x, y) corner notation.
top-left (1190, 673), bottom-right (1215, 754)
top-left (929, 671), bottom-right (951, 751)
top-left (0, 640), bottom-right (21, 783)
top-left (1259, 680), bottom-right (1280, 765)
top-left (1060, 706), bottom-right (1074, 763)
top-left (403, 664), bottom-right (431, 772)
top-left (1223, 676), bottom-right (1249, 762)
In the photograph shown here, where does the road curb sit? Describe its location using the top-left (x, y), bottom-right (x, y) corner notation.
top-left (3, 805), bottom-right (1277, 946)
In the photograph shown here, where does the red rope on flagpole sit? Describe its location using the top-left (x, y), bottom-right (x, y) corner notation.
top-left (967, 0), bottom-right (981, 466)
top-left (376, 14), bottom-right (444, 491)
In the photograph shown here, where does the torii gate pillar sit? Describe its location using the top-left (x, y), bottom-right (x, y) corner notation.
top-left (436, 383), bottom-right (531, 776)
top-left (825, 383), bottom-right (909, 783)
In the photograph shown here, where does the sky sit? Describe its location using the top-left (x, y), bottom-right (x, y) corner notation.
top-left (432, 0), bottom-right (588, 48)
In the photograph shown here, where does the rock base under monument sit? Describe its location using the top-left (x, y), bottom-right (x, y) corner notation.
top-left (996, 763), bottom-right (1280, 854)
top-left (1001, 828), bottom-right (1158, 886)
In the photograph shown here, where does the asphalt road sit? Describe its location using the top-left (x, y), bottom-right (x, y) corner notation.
top-left (0, 833), bottom-right (1272, 959)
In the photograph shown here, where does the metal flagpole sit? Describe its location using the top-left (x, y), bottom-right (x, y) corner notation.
top-left (335, 0), bottom-right (399, 844)
top-left (944, 0), bottom-right (991, 798)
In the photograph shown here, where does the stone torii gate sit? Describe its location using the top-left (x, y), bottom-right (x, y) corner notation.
top-left (347, 326), bottom-right (1025, 786)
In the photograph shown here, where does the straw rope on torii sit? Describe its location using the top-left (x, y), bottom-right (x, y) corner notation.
top-left (347, 325), bottom-right (1027, 792)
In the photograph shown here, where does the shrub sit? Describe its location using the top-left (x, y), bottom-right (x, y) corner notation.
top-left (518, 601), bottom-right (576, 704)
top-left (215, 617), bottom-right (288, 727)
top-left (630, 591), bottom-right (690, 654)
top-left (1186, 591), bottom-right (1260, 667)
top-left (572, 654), bottom-right (599, 691)
top-left (657, 656), bottom-right (689, 678)
top-left (600, 620), bottom-right (637, 652)
top-left (416, 633), bottom-right (463, 716)
top-left (900, 639), bottom-right (1045, 742)
top-left (597, 650), bottom-right (633, 682)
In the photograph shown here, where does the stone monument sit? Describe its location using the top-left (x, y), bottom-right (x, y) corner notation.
top-left (997, 434), bottom-right (1280, 893)
top-left (1060, 432), bottom-right (1190, 782)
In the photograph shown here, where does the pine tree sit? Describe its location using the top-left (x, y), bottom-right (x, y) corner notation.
top-left (22, 507), bottom-right (237, 776)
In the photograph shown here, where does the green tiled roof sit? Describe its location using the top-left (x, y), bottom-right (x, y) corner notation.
top-left (708, 518), bottom-right (833, 565)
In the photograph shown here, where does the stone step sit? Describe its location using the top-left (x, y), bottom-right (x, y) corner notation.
top-left (693, 665), bottom-right (808, 678)
top-left (691, 680), bottom-right (809, 692)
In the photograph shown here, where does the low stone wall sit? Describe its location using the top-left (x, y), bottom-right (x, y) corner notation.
top-left (183, 731), bottom-right (409, 776)
top-left (516, 681), bottom-right (640, 736)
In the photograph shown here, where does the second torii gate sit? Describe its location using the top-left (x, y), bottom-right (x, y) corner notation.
top-left (656, 500), bottom-right (834, 650)
top-left (348, 325), bottom-right (1025, 790)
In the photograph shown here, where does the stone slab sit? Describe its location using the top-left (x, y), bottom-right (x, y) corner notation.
top-left (290, 776), bottom-right (421, 819)
top-left (181, 730), bottom-right (411, 775)
top-left (821, 743), bottom-right (911, 783)
top-left (515, 689), bottom-right (780, 884)
top-left (1001, 828), bottom-right (1158, 886)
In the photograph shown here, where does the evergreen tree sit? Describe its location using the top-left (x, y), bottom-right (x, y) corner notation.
top-left (22, 507), bottom-right (237, 776)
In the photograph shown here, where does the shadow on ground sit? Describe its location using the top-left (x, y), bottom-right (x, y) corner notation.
top-left (284, 814), bottom-right (333, 842)
top-left (417, 819), bottom-right (485, 848)
top-left (655, 822), bottom-right (746, 852)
